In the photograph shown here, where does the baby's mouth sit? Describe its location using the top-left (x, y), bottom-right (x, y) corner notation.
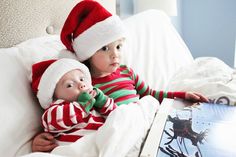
top-left (111, 62), bottom-right (119, 66)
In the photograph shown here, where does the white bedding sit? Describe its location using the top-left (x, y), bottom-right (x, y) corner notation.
top-left (167, 57), bottom-right (236, 106)
top-left (22, 96), bottom-right (159, 157)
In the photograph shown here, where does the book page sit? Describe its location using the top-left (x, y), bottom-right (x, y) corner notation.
top-left (157, 101), bottom-right (236, 157)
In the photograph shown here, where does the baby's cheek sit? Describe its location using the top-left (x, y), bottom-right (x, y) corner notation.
top-left (65, 91), bottom-right (79, 102)
top-left (87, 83), bottom-right (93, 89)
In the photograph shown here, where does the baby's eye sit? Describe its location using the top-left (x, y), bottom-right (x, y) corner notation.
top-left (80, 77), bottom-right (85, 82)
top-left (116, 44), bottom-right (122, 50)
top-left (66, 83), bottom-right (73, 88)
top-left (101, 46), bottom-right (109, 51)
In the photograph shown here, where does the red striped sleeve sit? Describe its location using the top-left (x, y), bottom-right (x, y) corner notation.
top-left (99, 98), bottom-right (117, 116)
top-left (49, 107), bottom-right (66, 131)
top-left (57, 134), bottom-right (83, 142)
top-left (167, 92), bottom-right (174, 98)
top-left (63, 102), bottom-right (74, 126)
top-left (173, 92), bottom-right (186, 99)
top-left (158, 91), bottom-right (164, 103)
top-left (84, 123), bottom-right (104, 130)
top-left (115, 94), bottom-right (139, 103)
top-left (136, 81), bottom-right (145, 91)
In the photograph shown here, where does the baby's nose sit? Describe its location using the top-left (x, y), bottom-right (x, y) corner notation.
top-left (79, 83), bottom-right (86, 89)
top-left (112, 51), bottom-right (119, 58)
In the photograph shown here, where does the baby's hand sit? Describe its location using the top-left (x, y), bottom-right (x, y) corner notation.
top-left (32, 132), bottom-right (58, 152)
top-left (77, 91), bottom-right (96, 113)
top-left (185, 92), bottom-right (209, 103)
top-left (88, 89), bottom-right (97, 98)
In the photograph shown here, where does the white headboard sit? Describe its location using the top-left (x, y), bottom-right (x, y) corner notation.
top-left (0, 0), bottom-right (116, 48)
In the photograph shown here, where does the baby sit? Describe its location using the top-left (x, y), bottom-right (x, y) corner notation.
top-left (31, 58), bottom-right (117, 145)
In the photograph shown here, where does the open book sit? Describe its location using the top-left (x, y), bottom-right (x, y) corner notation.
top-left (140, 98), bottom-right (236, 157)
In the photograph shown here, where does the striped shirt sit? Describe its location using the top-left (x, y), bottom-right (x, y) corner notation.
top-left (41, 90), bottom-right (116, 143)
top-left (93, 65), bottom-right (186, 106)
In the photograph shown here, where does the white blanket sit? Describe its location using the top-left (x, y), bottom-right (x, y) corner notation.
top-left (167, 57), bottom-right (236, 106)
top-left (21, 96), bottom-right (159, 157)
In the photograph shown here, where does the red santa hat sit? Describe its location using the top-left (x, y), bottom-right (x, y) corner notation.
top-left (31, 58), bottom-right (91, 109)
top-left (60, 0), bottom-right (126, 62)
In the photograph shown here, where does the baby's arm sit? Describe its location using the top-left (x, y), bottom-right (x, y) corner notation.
top-left (32, 132), bottom-right (58, 152)
top-left (32, 92), bottom-right (110, 152)
top-left (42, 100), bottom-right (85, 133)
top-left (78, 87), bottom-right (117, 116)
top-left (93, 87), bottom-right (117, 116)
top-left (32, 96), bottom-right (98, 152)
top-left (185, 92), bottom-right (209, 102)
top-left (130, 67), bottom-right (208, 103)
top-left (139, 85), bottom-right (208, 103)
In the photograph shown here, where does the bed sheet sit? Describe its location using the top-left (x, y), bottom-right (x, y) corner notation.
top-left (21, 96), bottom-right (159, 157)
top-left (167, 57), bottom-right (236, 106)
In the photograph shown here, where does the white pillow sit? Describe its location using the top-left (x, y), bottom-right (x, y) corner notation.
top-left (122, 10), bottom-right (193, 90)
top-left (0, 36), bottom-right (64, 156)
top-left (0, 48), bottom-right (42, 156)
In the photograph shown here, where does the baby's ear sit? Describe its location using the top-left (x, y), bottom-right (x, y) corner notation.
top-left (58, 49), bottom-right (77, 60)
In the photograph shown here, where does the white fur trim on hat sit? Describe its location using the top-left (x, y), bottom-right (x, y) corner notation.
top-left (72, 15), bottom-right (126, 62)
top-left (37, 58), bottom-right (91, 109)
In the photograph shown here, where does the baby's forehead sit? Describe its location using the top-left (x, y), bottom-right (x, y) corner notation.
top-left (60, 69), bottom-right (85, 80)
top-left (106, 38), bottom-right (125, 46)
top-left (67, 69), bottom-right (84, 76)
top-left (57, 67), bottom-right (92, 85)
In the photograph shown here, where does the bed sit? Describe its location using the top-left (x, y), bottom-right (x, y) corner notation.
top-left (1, 0), bottom-right (236, 157)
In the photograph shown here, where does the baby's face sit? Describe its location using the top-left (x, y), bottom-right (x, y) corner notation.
top-left (89, 38), bottom-right (124, 77)
top-left (54, 69), bottom-right (93, 102)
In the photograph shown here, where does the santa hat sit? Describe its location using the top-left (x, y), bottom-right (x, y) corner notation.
top-left (61, 0), bottom-right (126, 62)
top-left (31, 58), bottom-right (91, 109)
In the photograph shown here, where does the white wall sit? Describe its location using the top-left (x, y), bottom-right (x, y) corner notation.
top-left (118, 0), bottom-right (134, 18)
top-left (182, 0), bottom-right (236, 67)
top-left (170, 0), bottom-right (183, 36)
top-left (118, 0), bottom-right (236, 67)
top-left (234, 38), bottom-right (236, 67)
